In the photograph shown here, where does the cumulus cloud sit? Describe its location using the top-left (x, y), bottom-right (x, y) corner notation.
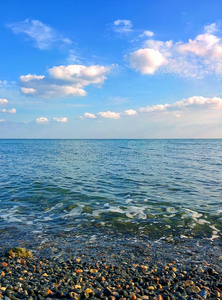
top-left (20, 64), bottom-right (111, 98)
top-left (174, 96), bottom-right (222, 108)
top-left (83, 96), bottom-right (222, 121)
top-left (98, 111), bottom-right (121, 119)
top-left (36, 117), bottom-right (48, 124)
top-left (139, 104), bottom-right (170, 113)
top-left (124, 109), bottom-right (137, 116)
top-left (113, 19), bottom-right (133, 33)
top-left (0, 98), bottom-right (8, 105)
top-left (7, 19), bottom-right (71, 50)
top-left (140, 30), bottom-right (154, 38)
top-left (177, 33), bottom-right (222, 59)
top-left (129, 23), bottom-right (222, 77)
top-left (129, 48), bottom-right (166, 74)
top-left (53, 117), bottom-right (68, 122)
top-left (84, 112), bottom-right (97, 119)
top-left (1, 108), bottom-right (16, 113)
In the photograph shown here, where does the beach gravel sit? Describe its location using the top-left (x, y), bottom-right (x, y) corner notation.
top-left (0, 241), bottom-right (221, 300)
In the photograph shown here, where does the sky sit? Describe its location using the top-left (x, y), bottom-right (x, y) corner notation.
top-left (1, 0), bottom-right (222, 138)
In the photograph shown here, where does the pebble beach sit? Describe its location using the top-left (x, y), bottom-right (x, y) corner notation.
top-left (0, 237), bottom-right (221, 300)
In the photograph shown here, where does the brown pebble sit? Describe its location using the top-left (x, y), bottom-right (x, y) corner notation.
top-left (187, 285), bottom-right (201, 293)
top-left (132, 295), bottom-right (137, 300)
top-left (184, 280), bottom-right (194, 287)
top-left (1, 262), bottom-right (8, 267)
top-left (76, 269), bottom-right (83, 274)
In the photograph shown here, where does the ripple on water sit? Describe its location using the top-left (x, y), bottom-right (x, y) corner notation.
top-left (0, 139), bottom-right (221, 247)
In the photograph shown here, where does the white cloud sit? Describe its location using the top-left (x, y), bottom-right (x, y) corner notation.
top-left (113, 19), bottom-right (133, 33)
top-left (0, 98), bottom-right (8, 105)
top-left (0, 119), bottom-right (4, 122)
top-left (130, 23), bottom-right (222, 77)
top-left (83, 96), bottom-right (222, 121)
top-left (20, 64), bottom-right (111, 98)
top-left (21, 87), bottom-right (37, 95)
top-left (7, 19), bottom-right (71, 50)
top-left (1, 108), bottom-right (16, 113)
top-left (139, 104), bottom-right (170, 112)
top-left (177, 33), bottom-right (222, 59)
top-left (53, 117), bottom-right (68, 122)
top-left (48, 65), bottom-right (109, 85)
top-left (124, 109), bottom-right (137, 116)
top-left (20, 74), bottom-right (45, 82)
top-left (174, 96), bottom-right (222, 108)
top-left (84, 112), bottom-right (97, 119)
top-left (139, 96), bottom-right (222, 113)
top-left (129, 48), bottom-right (166, 74)
top-left (36, 117), bottom-right (48, 124)
top-left (0, 80), bottom-right (8, 89)
top-left (140, 30), bottom-right (154, 38)
top-left (204, 23), bottom-right (217, 34)
top-left (98, 111), bottom-right (121, 119)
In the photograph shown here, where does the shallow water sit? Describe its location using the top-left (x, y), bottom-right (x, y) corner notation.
top-left (0, 139), bottom-right (221, 248)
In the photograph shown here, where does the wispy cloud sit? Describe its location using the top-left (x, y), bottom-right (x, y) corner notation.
top-left (0, 81), bottom-right (8, 90)
top-left (129, 23), bottom-right (222, 77)
top-left (139, 30), bottom-right (154, 38)
top-left (1, 108), bottom-right (16, 113)
top-left (7, 19), bottom-right (72, 50)
top-left (113, 19), bottom-right (133, 33)
top-left (20, 64), bottom-right (112, 98)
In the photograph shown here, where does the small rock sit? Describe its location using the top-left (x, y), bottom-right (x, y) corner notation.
top-left (7, 247), bottom-right (32, 258)
top-left (199, 289), bottom-right (208, 299)
top-left (186, 286), bottom-right (201, 293)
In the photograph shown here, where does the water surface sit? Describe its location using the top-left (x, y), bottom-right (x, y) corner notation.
top-left (0, 139), bottom-right (221, 249)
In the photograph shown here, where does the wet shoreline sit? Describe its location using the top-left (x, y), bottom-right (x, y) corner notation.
top-left (0, 237), bottom-right (221, 299)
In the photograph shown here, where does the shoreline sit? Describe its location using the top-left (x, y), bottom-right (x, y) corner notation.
top-left (0, 238), bottom-right (221, 299)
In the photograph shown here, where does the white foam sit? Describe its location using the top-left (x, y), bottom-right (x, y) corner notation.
top-left (63, 205), bottom-right (84, 218)
top-left (125, 199), bottom-right (132, 204)
top-left (0, 206), bottom-right (23, 223)
top-left (197, 219), bottom-right (210, 225)
top-left (163, 214), bottom-right (176, 218)
top-left (166, 207), bottom-right (177, 213)
top-left (47, 202), bottom-right (63, 212)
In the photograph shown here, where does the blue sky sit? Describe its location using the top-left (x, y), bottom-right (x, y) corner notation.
top-left (1, 0), bottom-right (222, 138)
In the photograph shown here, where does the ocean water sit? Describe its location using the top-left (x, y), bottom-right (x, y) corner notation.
top-left (0, 139), bottom-right (221, 249)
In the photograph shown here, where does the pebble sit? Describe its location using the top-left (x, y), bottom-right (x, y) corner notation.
top-left (186, 285), bottom-right (201, 293)
top-left (199, 289), bottom-right (208, 299)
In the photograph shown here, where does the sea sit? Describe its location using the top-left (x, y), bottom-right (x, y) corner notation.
top-left (0, 139), bottom-right (221, 253)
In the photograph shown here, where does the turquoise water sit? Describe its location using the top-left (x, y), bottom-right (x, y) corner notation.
top-left (0, 139), bottom-right (221, 247)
